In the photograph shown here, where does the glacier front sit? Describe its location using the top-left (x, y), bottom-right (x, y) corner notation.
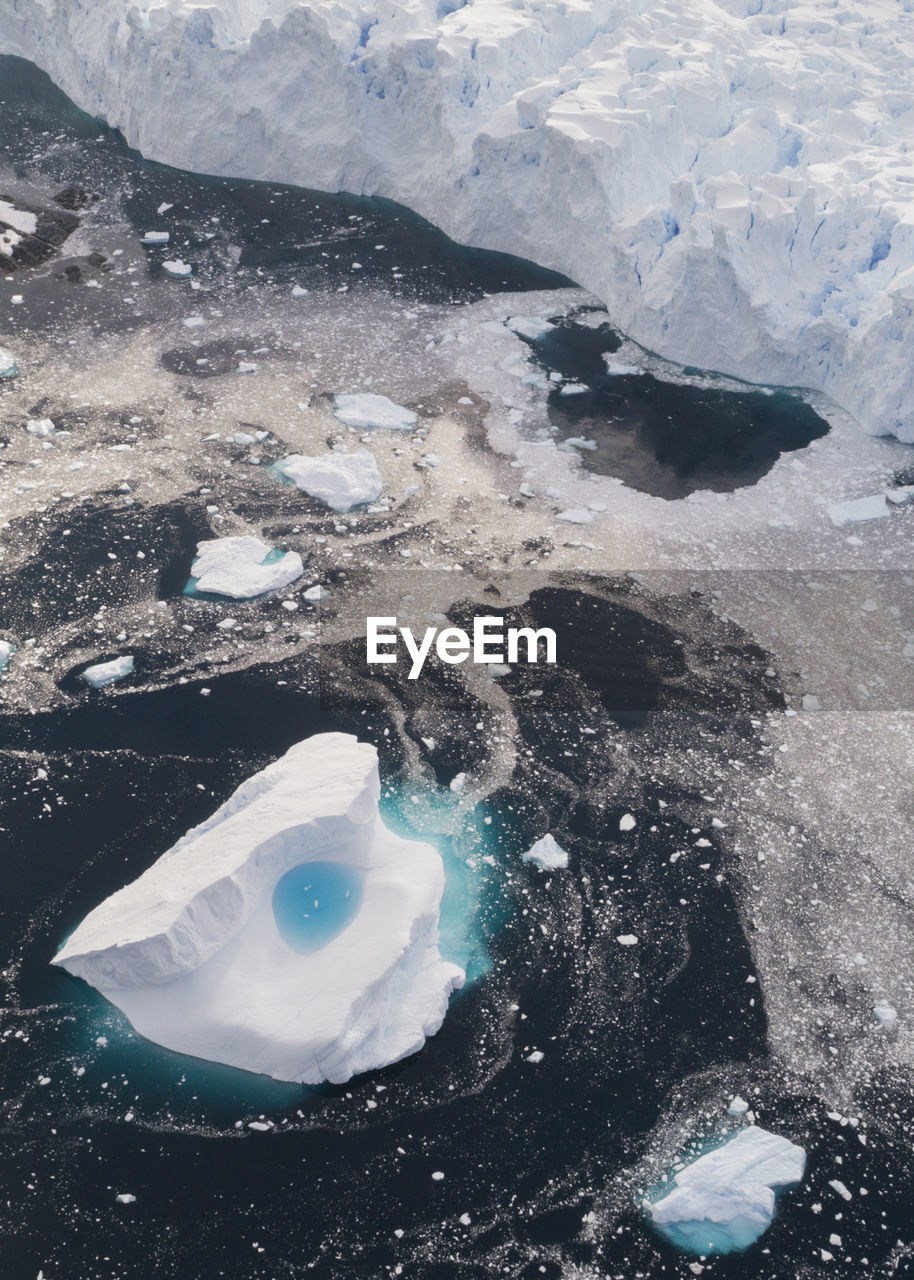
top-left (1, 0), bottom-right (913, 441)
top-left (53, 733), bottom-right (465, 1084)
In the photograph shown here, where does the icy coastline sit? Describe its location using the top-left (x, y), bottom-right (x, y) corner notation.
top-left (1, 0), bottom-right (913, 441)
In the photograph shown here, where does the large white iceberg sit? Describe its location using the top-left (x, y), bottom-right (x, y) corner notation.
top-left (3, 1), bottom-right (914, 441)
top-left (647, 1126), bottom-right (806, 1255)
top-left (81, 655), bottom-right (135, 688)
top-left (277, 449), bottom-right (383, 512)
top-left (53, 733), bottom-right (465, 1084)
top-left (190, 535), bottom-right (304, 599)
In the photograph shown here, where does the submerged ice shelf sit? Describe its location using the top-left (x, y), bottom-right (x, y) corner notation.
top-left (3, 0), bottom-right (913, 442)
top-left (53, 733), bottom-right (465, 1084)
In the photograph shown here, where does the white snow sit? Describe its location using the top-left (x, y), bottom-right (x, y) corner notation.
top-left (81, 655), bottom-right (135, 688)
top-left (648, 1126), bottom-right (806, 1255)
top-left (53, 733), bottom-right (465, 1084)
top-left (332, 393), bottom-right (416, 432)
top-left (277, 449), bottom-right (383, 512)
top-left (826, 495), bottom-right (891, 527)
top-left (0, 199), bottom-right (37, 235)
top-left (874, 1000), bottom-right (898, 1029)
top-left (5, 0), bottom-right (914, 441)
top-left (521, 833), bottom-right (569, 871)
top-left (162, 259), bottom-right (192, 278)
top-left (190, 535), bottom-right (303, 599)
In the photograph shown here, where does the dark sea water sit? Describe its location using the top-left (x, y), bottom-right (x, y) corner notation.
top-left (0, 54), bottom-right (911, 1280)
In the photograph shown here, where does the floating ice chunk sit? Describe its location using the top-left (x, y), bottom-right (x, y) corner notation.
top-left (26, 418), bottom-right (55, 437)
top-left (303, 584), bottom-right (328, 602)
top-left (81, 655), bottom-right (135, 688)
top-left (52, 734), bottom-right (465, 1084)
top-left (801, 694), bottom-right (821, 712)
top-left (0, 347), bottom-right (18, 379)
top-left (648, 1126), bottom-right (806, 1255)
top-left (182, 315), bottom-right (206, 328)
top-left (156, 202), bottom-right (173, 215)
top-left (332, 393), bottom-right (416, 432)
top-left (616, 934), bottom-right (639, 946)
top-left (140, 230), bottom-right (169, 245)
top-left (0, 640), bottom-right (13, 672)
top-left (277, 450), bottom-right (383, 512)
top-left (291, 284), bottom-right (309, 297)
top-left (526, 1049), bottom-right (544, 1063)
top-left (162, 259), bottom-right (192, 279)
top-left (115, 1193), bottom-right (136, 1204)
top-left (728, 1096), bottom-right (750, 1116)
top-left (826, 495), bottom-right (890, 527)
top-left (235, 361), bottom-right (258, 375)
top-left (0, 199), bottom-right (37, 235)
top-left (605, 360), bottom-right (644, 376)
top-left (559, 383), bottom-right (589, 397)
top-left (555, 508), bottom-right (593, 525)
top-left (521, 833), bottom-right (569, 871)
top-left (449, 772), bottom-right (466, 794)
top-left (619, 813), bottom-right (636, 832)
top-left (874, 1000), bottom-right (898, 1028)
top-left (560, 436), bottom-right (597, 451)
top-left (506, 316), bottom-right (554, 341)
top-left (190, 535), bottom-right (304, 600)
top-left (829, 1179), bottom-right (852, 1201)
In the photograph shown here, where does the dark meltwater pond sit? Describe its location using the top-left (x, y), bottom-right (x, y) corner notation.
top-left (524, 312), bottom-right (830, 499)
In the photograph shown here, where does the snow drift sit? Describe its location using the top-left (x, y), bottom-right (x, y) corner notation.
top-left (54, 733), bottom-right (465, 1084)
top-left (2, 0), bottom-right (913, 441)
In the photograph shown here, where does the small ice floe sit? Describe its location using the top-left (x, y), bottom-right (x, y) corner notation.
top-left (556, 508), bottom-right (593, 525)
top-left (277, 449), bottom-right (383, 512)
top-left (826, 495), bottom-right (890, 526)
top-left (605, 359), bottom-right (644, 376)
top-left (26, 418), bottom-right (55, 437)
top-left (505, 316), bottom-right (554, 341)
top-left (619, 813), bottom-right (636, 832)
top-left (303, 585), bottom-right (328, 602)
top-left (616, 934), bottom-right (639, 946)
top-left (647, 1126), bottom-right (806, 1255)
top-left (0, 640), bottom-right (13, 672)
top-left (886, 484), bottom-right (914, 506)
top-left (235, 361), bottom-right (258, 375)
top-left (157, 202), bottom-right (173, 215)
top-left (81, 656), bottom-right (135, 688)
top-left (449, 772), bottom-right (466, 794)
top-left (801, 694), bottom-right (821, 711)
top-left (521, 833), bottom-right (569, 871)
top-left (559, 383), bottom-right (589, 396)
top-left (526, 1049), bottom-right (545, 1064)
top-left (728, 1096), bottom-right (750, 1115)
top-left (874, 1000), bottom-right (898, 1029)
top-left (115, 1193), bottom-right (136, 1204)
top-left (140, 230), bottom-right (169, 245)
top-left (189, 536), bottom-right (303, 600)
top-left (0, 346), bottom-right (18, 378)
top-left (332, 393), bottom-right (416, 432)
top-left (291, 284), bottom-right (309, 297)
top-left (182, 315), bottom-right (206, 328)
top-left (247, 1120), bottom-right (274, 1132)
top-left (162, 259), bottom-right (192, 279)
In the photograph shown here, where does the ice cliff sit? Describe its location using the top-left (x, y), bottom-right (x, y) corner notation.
top-left (2, 0), bottom-right (913, 441)
top-left (54, 733), bottom-right (465, 1084)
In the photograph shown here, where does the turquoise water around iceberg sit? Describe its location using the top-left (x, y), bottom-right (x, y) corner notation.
top-left (271, 861), bottom-right (364, 953)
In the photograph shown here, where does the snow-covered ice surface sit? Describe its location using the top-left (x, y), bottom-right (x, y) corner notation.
top-left (189, 535), bottom-right (304, 599)
top-left (521, 833), bottom-right (569, 871)
top-left (332, 393), bottom-right (416, 432)
top-left (647, 1126), bottom-right (806, 1254)
top-left (80, 654), bottom-right (135, 688)
top-left (277, 449), bottom-right (383, 511)
top-left (54, 733), bottom-right (464, 1083)
top-left (3, 0), bottom-right (914, 443)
